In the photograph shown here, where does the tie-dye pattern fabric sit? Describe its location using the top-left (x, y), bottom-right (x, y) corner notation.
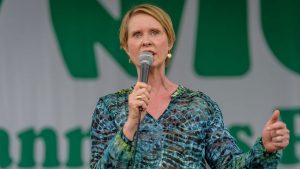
top-left (90, 85), bottom-right (280, 169)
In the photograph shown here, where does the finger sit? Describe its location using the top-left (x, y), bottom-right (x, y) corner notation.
top-left (135, 93), bottom-right (150, 103)
top-left (273, 140), bottom-right (289, 149)
top-left (129, 93), bottom-right (147, 107)
top-left (271, 129), bottom-right (290, 136)
top-left (272, 135), bottom-right (284, 143)
top-left (144, 91), bottom-right (151, 100)
top-left (133, 88), bottom-right (148, 97)
top-left (135, 97), bottom-right (148, 107)
top-left (135, 95), bottom-right (143, 102)
top-left (268, 121), bottom-right (287, 131)
top-left (268, 110), bottom-right (280, 124)
top-left (141, 96), bottom-right (150, 105)
top-left (271, 132), bottom-right (290, 142)
top-left (147, 85), bottom-right (152, 93)
top-left (136, 100), bottom-right (148, 111)
top-left (134, 82), bottom-right (148, 90)
top-left (136, 88), bottom-right (150, 97)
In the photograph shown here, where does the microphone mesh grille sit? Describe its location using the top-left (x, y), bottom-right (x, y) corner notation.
top-left (139, 51), bottom-right (153, 65)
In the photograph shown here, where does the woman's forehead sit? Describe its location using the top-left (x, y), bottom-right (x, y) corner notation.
top-left (127, 14), bottom-right (163, 31)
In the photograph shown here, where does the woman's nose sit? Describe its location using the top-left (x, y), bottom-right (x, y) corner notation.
top-left (142, 37), bottom-right (152, 46)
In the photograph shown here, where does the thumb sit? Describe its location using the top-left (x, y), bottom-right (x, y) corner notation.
top-left (268, 110), bottom-right (280, 124)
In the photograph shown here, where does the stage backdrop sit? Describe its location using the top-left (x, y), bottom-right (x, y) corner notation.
top-left (0, 0), bottom-right (299, 169)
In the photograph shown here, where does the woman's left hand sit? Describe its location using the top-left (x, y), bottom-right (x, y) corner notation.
top-left (262, 110), bottom-right (290, 153)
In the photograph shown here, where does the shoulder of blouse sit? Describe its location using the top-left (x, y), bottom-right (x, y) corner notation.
top-left (178, 85), bottom-right (219, 107)
top-left (97, 87), bottom-right (133, 104)
top-left (178, 85), bottom-right (223, 119)
top-left (92, 87), bottom-right (133, 118)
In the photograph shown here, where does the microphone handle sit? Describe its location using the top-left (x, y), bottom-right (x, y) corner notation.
top-left (139, 63), bottom-right (149, 112)
top-left (140, 63), bottom-right (150, 83)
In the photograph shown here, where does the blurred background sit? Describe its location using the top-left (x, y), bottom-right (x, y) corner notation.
top-left (0, 0), bottom-right (299, 168)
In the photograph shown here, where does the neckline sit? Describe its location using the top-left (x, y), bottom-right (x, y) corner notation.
top-left (146, 85), bottom-right (185, 121)
top-left (129, 84), bottom-right (184, 97)
top-left (171, 84), bottom-right (184, 98)
top-left (127, 84), bottom-right (186, 121)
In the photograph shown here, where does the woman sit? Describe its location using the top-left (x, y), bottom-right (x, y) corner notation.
top-left (90, 4), bottom-right (289, 169)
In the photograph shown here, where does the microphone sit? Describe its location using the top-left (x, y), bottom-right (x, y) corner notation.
top-left (138, 51), bottom-right (153, 113)
top-left (132, 51), bottom-right (153, 167)
top-left (139, 51), bottom-right (153, 83)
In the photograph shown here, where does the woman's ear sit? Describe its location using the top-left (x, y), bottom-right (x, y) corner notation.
top-left (168, 42), bottom-right (174, 50)
top-left (124, 46), bottom-right (130, 56)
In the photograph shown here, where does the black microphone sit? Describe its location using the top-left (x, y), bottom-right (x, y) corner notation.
top-left (139, 51), bottom-right (153, 83)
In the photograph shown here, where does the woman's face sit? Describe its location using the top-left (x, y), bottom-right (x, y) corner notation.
top-left (125, 13), bottom-right (172, 67)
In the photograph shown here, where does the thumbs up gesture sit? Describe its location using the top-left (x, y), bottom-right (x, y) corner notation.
top-left (262, 110), bottom-right (290, 153)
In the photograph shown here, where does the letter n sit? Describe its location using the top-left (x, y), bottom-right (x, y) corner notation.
top-left (17, 128), bottom-right (60, 167)
top-left (0, 128), bottom-right (12, 168)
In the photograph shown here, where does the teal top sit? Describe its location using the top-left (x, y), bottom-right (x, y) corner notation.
top-left (90, 85), bottom-right (280, 169)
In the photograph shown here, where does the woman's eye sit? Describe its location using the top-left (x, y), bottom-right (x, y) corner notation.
top-left (133, 32), bottom-right (142, 38)
top-left (151, 30), bottom-right (160, 36)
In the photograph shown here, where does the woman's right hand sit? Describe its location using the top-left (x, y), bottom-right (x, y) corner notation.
top-left (123, 82), bottom-right (151, 140)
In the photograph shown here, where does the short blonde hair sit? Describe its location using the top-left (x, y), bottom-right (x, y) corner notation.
top-left (119, 4), bottom-right (175, 65)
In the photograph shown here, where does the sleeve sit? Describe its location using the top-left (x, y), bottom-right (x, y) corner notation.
top-left (90, 97), bottom-right (134, 169)
top-left (204, 97), bottom-right (281, 169)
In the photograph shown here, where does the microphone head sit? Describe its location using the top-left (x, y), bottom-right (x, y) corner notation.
top-left (139, 51), bottom-right (153, 65)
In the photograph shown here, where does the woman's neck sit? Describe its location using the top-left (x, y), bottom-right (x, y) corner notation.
top-left (143, 68), bottom-right (177, 95)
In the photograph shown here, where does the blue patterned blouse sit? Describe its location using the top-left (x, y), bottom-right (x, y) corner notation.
top-left (90, 85), bottom-right (280, 169)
